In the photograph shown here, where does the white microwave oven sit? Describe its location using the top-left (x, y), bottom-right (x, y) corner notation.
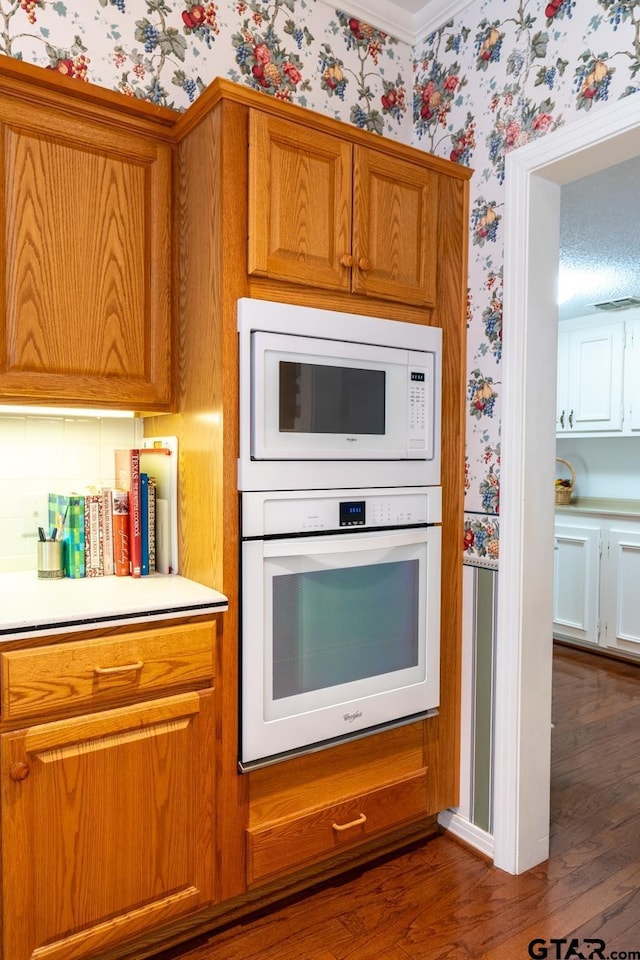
top-left (237, 298), bottom-right (441, 491)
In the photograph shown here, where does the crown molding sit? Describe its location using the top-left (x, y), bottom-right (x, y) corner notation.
top-left (316, 0), bottom-right (475, 46)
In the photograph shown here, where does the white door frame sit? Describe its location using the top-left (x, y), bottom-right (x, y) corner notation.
top-left (494, 94), bottom-right (640, 874)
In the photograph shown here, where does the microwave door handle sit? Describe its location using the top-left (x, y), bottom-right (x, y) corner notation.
top-left (262, 529), bottom-right (431, 559)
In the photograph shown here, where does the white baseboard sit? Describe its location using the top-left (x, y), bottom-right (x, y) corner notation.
top-left (437, 810), bottom-right (494, 860)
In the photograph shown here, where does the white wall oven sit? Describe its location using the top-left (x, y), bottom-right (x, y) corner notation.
top-left (238, 298), bottom-right (441, 491)
top-left (239, 486), bottom-right (441, 770)
top-left (237, 299), bottom-right (443, 770)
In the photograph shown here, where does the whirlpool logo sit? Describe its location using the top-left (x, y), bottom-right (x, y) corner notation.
top-left (345, 437), bottom-right (358, 443)
top-left (343, 711), bottom-right (363, 724)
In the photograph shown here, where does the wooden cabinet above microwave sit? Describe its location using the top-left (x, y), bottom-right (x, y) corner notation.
top-left (247, 112), bottom-right (439, 308)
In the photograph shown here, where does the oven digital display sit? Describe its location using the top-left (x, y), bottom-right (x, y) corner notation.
top-left (411, 371), bottom-right (425, 382)
top-left (339, 500), bottom-right (366, 526)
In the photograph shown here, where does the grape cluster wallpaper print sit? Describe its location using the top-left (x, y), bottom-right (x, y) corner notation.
top-left (2, 0), bottom-right (640, 569)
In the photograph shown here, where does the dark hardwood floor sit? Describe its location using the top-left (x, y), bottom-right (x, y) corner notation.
top-left (155, 645), bottom-right (640, 960)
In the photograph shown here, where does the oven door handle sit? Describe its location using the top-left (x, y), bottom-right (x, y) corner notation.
top-left (261, 527), bottom-right (432, 558)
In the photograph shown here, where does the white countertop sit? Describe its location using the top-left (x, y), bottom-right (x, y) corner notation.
top-left (0, 572), bottom-right (228, 641)
top-left (556, 496), bottom-right (640, 518)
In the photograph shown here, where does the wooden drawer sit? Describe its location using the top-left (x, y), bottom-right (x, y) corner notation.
top-left (247, 768), bottom-right (428, 885)
top-left (1, 621), bottom-right (216, 722)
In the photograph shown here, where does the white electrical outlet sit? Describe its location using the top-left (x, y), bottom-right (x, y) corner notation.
top-left (22, 496), bottom-right (47, 539)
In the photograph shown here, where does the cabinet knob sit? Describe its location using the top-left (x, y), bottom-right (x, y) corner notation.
top-left (568, 410), bottom-right (574, 428)
top-left (10, 762), bottom-right (30, 782)
top-left (340, 253), bottom-right (354, 268)
top-left (357, 257), bottom-right (372, 272)
top-left (559, 411), bottom-right (565, 429)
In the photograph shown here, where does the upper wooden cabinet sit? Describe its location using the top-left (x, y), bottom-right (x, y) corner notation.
top-left (248, 111), bottom-right (438, 307)
top-left (0, 63), bottom-right (174, 410)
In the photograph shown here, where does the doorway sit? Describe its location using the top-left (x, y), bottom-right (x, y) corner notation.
top-left (494, 93), bottom-right (640, 874)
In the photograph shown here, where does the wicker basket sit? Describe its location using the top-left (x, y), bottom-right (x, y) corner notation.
top-left (555, 457), bottom-right (576, 505)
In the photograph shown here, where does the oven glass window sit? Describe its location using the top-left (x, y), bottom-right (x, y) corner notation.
top-left (279, 361), bottom-right (385, 435)
top-left (272, 559), bottom-right (419, 699)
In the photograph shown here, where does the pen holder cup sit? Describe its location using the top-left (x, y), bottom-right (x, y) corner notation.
top-left (37, 540), bottom-right (65, 580)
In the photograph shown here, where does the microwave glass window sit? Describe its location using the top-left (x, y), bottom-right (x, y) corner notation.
top-left (279, 361), bottom-right (386, 435)
top-left (271, 559), bottom-right (420, 700)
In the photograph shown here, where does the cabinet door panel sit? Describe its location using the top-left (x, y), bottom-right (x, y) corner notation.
top-left (553, 521), bottom-right (600, 646)
top-left (352, 148), bottom-right (437, 307)
top-left (248, 112), bottom-right (352, 291)
top-left (0, 101), bottom-right (172, 408)
top-left (566, 324), bottom-right (624, 433)
top-left (1, 690), bottom-right (215, 960)
top-left (624, 320), bottom-right (640, 432)
top-left (602, 526), bottom-right (640, 655)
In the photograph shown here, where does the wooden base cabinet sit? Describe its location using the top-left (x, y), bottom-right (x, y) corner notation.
top-left (246, 723), bottom-right (433, 887)
top-left (1, 689), bottom-right (216, 960)
top-left (0, 616), bottom-right (219, 960)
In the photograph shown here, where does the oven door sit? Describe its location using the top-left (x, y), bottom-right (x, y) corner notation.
top-left (240, 525), bottom-right (440, 769)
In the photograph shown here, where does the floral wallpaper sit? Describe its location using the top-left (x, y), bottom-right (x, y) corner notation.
top-left (3, 0), bottom-right (640, 570)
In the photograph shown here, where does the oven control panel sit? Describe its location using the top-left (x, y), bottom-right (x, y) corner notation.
top-left (243, 486), bottom-right (442, 538)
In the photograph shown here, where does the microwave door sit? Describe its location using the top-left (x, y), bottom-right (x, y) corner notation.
top-left (252, 331), bottom-right (415, 461)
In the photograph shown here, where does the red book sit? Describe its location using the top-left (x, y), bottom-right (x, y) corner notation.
top-left (115, 449), bottom-right (141, 577)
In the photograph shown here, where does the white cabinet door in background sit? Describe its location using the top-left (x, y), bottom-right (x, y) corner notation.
top-left (553, 521), bottom-right (601, 646)
top-left (601, 525), bottom-right (640, 655)
top-left (565, 323), bottom-right (624, 433)
top-left (624, 320), bottom-right (640, 433)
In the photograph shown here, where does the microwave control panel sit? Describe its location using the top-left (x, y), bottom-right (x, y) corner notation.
top-left (408, 370), bottom-right (427, 444)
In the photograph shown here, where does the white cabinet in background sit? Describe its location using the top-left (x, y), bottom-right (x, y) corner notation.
top-left (601, 524), bottom-right (640, 656)
top-left (556, 322), bottom-right (624, 435)
top-left (624, 319), bottom-right (640, 432)
top-left (554, 510), bottom-right (640, 661)
top-left (553, 520), bottom-right (601, 646)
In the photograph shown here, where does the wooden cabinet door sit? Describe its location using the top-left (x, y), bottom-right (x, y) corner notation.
top-left (0, 98), bottom-right (172, 409)
top-left (352, 147), bottom-right (438, 307)
top-left (553, 519), bottom-right (601, 646)
top-left (1, 690), bottom-right (215, 960)
top-left (248, 111), bottom-right (352, 291)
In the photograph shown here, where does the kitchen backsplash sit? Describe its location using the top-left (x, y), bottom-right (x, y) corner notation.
top-left (556, 436), bottom-right (640, 501)
top-left (0, 413), bottom-right (143, 573)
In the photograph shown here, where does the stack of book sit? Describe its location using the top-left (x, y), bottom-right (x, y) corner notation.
top-left (48, 446), bottom-right (169, 579)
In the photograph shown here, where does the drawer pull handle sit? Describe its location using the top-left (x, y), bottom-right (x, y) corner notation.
top-left (332, 813), bottom-right (367, 832)
top-left (93, 660), bottom-right (144, 677)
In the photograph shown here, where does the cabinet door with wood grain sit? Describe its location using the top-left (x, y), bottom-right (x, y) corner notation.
top-left (0, 97), bottom-right (172, 409)
top-left (352, 147), bottom-right (438, 307)
top-left (248, 110), bottom-right (353, 292)
top-left (1, 690), bottom-right (215, 960)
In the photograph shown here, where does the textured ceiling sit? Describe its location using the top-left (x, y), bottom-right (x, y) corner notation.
top-left (559, 156), bottom-right (640, 322)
